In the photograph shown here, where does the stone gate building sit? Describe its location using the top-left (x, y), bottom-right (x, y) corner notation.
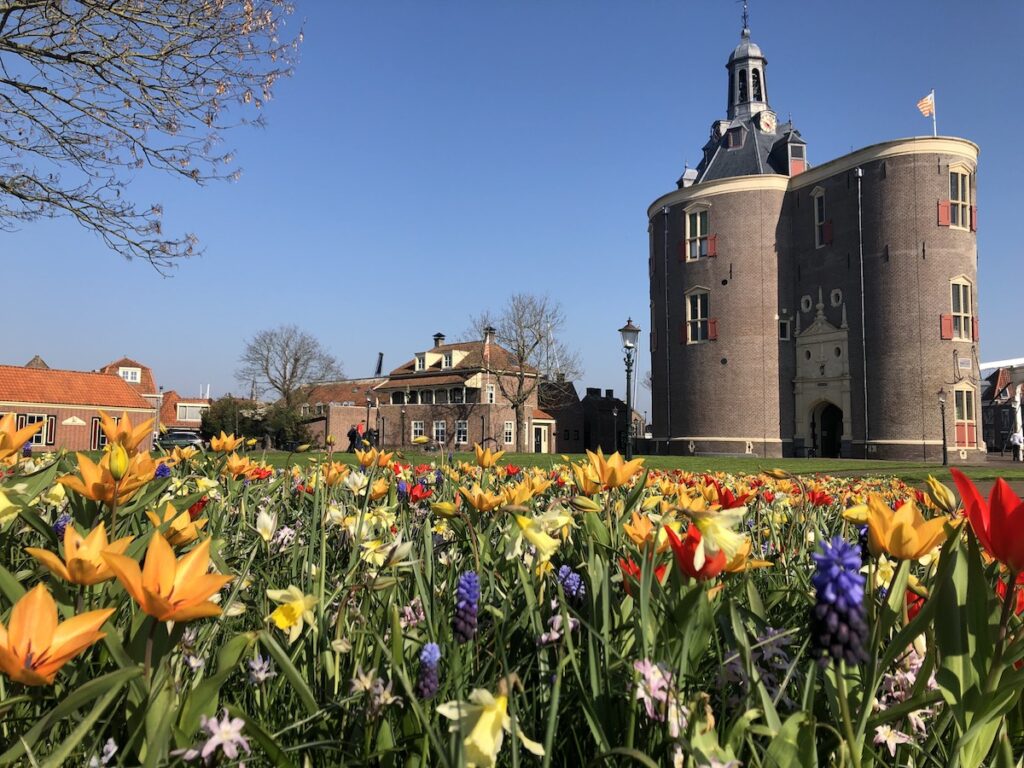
top-left (647, 22), bottom-right (982, 461)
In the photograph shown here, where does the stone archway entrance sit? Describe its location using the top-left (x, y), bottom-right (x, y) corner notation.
top-left (812, 402), bottom-right (844, 458)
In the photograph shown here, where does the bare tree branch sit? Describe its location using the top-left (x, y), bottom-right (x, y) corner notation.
top-left (237, 325), bottom-right (342, 408)
top-left (0, 0), bottom-right (299, 270)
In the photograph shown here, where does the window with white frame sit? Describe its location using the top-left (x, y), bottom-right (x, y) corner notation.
top-left (951, 279), bottom-right (973, 340)
top-left (118, 367), bottom-right (141, 383)
top-left (812, 188), bottom-right (826, 248)
top-left (950, 168), bottom-right (971, 229)
top-left (778, 320), bottom-right (791, 341)
top-left (411, 421), bottom-right (424, 440)
top-left (954, 386), bottom-right (976, 447)
top-left (315, 403), bottom-right (325, 416)
top-left (686, 208), bottom-right (709, 260)
top-left (442, 352), bottom-right (453, 369)
top-left (26, 414), bottom-right (46, 445)
top-left (686, 290), bottom-right (710, 342)
top-left (415, 355), bottom-right (425, 371)
top-left (176, 404), bottom-right (208, 422)
top-left (433, 420), bottom-right (446, 444)
top-left (487, 384), bottom-right (496, 404)
top-left (503, 421), bottom-right (514, 444)
top-left (455, 420), bottom-right (468, 444)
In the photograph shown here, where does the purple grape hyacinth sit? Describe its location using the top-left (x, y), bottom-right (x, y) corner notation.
top-left (557, 565), bottom-right (586, 604)
top-left (155, 463), bottom-right (172, 479)
top-left (810, 536), bottom-right (869, 666)
top-left (415, 642), bottom-right (441, 699)
top-left (453, 571), bottom-right (480, 644)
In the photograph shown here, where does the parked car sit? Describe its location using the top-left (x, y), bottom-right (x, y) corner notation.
top-left (154, 430), bottom-right (204, 451)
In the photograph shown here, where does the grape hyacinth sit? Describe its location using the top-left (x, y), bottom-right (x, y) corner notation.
top-left (415, 642), bottom-right (441, 699)
top-left (810, 536), bottom-right (869, 666)
top-left (52, 511), bottom-right (73, 539)
top-left (453, 571), bottom-right (480, 644)
top-left (557, 565), bottom-right (586, 605)
top-left (155, 463), bottom-right (172, 479)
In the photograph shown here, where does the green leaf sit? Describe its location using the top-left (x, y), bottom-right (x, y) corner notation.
top-left (0, 562), bottom-right (26, 603)
top-left (257, 630), bottom-right (319, 716)
top-left (40, 681), bottom-right (125, 768)
top-left (763, 711), bottom-right (817, 768)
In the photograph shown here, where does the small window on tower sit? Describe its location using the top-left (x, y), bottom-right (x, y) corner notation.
top-left (726, 127), bottom-right (746, 150)
top-left (752, 69), bottom-right (762, 101)
top-left (738, 69), bottom-right (748, 102)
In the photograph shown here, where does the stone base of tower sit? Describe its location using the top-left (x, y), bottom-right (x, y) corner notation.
top-left (646, 438), bottom-right (783, 459)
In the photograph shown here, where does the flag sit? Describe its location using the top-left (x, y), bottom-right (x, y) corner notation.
top-left (917, 92), bottom-right (934, 117)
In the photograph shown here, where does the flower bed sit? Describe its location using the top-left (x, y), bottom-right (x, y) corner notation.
top-left (0, 413), bottom-right (1021, 766)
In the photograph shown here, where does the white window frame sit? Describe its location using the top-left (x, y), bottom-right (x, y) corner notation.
top-left (118, 367), bottom-right (141, 383)
top-left (503, 421), bottom-right (514, 445)
top-left (486, 384), bottom-right (496, 404)
top-left (176, 403), bottom-right (208, 422)
top-left (442, 352), bottom-right (453, 369)
top-left (951, 278), bottom-right (973, 341)
top-left (811, 187), bottom-right (826, 249)
top-left (411, 420), bottom-right (424, 440)
top-left (949, 165), bottom-right (971, 230)
top-left (433, 420), bottom-right (446, 444)
top-left (415, 355), bottom-right (425, 371)
top-left (685, 206), bottom-right (710, 260)
top-left (686, 288), bottom-right (710, 343)
top-left (26, 413), bottom-right (46, 445)
top-left (455, 420), bottom-right (468, 444)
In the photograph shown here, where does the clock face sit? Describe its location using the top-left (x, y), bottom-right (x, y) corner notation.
top-left (759, 111), bottom-right (777, 134)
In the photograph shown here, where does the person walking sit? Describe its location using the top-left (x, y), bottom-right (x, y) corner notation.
top-left (346, 424), bottom-right (359, 453)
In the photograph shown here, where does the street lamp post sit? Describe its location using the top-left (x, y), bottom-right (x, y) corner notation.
top-left (612, 406), bottom-right (619, 453)
top-left (618, 318), bottom-right (641, 460)
top-left (400, 407), bottom-right (407, 449)
top-left (938, 388), bottom-right (948, 466)
top-left (365, 396), bottom-right (372, 446)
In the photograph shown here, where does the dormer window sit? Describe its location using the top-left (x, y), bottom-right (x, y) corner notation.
top-left (726, 126), bottom-right (746, 150)
top-left (789, 144), bottom-right (806, 176)
top-left (442, 352), bottom-right (453, 369)
top-left (415, 354), bottom-right (425, 371)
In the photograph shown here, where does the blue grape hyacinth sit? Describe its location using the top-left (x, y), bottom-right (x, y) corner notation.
top-left (810, 536), bottom-right (869, 666)
top-left (415, 642), bottom-right (441, 699)
top-left (557, 565), bottom-right (586, 604)
top-left (453, 571), bottom-right (480, 644)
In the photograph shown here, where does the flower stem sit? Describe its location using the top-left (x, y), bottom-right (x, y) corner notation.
top-left (985, 569), bottom-right (1018, 693)
top-left (836, 662), bottom-right (862, 768)
top-left (144, 618), bottom-right (158, 682)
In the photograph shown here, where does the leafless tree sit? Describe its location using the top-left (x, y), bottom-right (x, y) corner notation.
top-left (469, 293), bottom-right (582, 452)
top-left (642, 370), bottom-right (652, 391)
top-left (0, 1), bottom-right (298, 271)
top-left (237, 325), bottom-right (342, 408)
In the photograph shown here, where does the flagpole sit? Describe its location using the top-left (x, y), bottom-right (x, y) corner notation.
top-left (931, 89), bottom-right (937, 137)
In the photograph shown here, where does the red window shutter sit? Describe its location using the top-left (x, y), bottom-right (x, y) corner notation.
top-left (970, 205), bottom-right (977, 232)
top-left (940, 314), bottom-right (954, 340)
top-left (676, 240), bottom-right (686, 262)
top-left (707, 234), bottom-right (718, 257)
top-left (46, 415), bottom-right (56, 446)
top-left (708, 318), bottom-right (718, 341)
top-left (972, 316), bottom-right (979, 342)
top-left (967, 423), bottom-right (977, 446)
top-left (955, 423), bottom-right (966, 446)
top-left (937, 200), bottom-right (951, 227)
top-left (823, 220), bottom-right (834, 245)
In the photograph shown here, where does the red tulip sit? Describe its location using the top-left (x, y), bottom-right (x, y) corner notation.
top-left (664, 524), bottom-right (726, 581)
top-left (408, 484), bottom-right (433, 504)
top-left (951, 469), bottom-right (1024, 571)
top-left (618, 557), bottom-right (667, 596)
top-left (995, 571), bottom-right (1024, 615)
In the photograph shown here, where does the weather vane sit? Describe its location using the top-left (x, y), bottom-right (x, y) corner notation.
top-left (740, 0), bottom-right (749, 33)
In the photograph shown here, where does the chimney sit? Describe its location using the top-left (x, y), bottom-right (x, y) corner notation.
top-left (483, 325), bottom-right (496, 345)
top-left (433, 332), bottom-right (445, 348)
top-left (556, 372), bottom-right (565, 383)
top-left (605, 389), bottom-right (614, 399)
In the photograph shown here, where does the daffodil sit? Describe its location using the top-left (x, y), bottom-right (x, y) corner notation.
top-left (146, 502), bottom-right (208, 547)
top-left (513, 515), bottom-right (561, 564)
top-left (0, 584), bottom-right (114, 686)
top-left (437, 688), bottom-right (544, 768)
top-left (266, 586), bottom-right (318, 643)
top-left (866, 494), bottom-right (950, 561)
top-left (460, 484), bottom-right (504, 513)
top-left (0, 412), bottom-right (44, 463)
top-left (0, 491), bottom-right (18, 529)
top-left (474, 444), bottom-right (505, 469)
top-left (722, 537), bottom-right (773, 573)
top-left (26, 522), bottom-right (133, 585)
top-left (210, 432), bottom-right (244, 453)
top-left (103, 536), bottom-right (232, 623)
top-left (255, 510), bottom-right (277, 543)
top-left (687, 507), bottom-right (747, 570)
top-left (862, 554), bottom-right (897, 591)
top-left (58, 451), bottom-right (157, 506)
top-left (98, 410), bottom-right (153, 456)
top-left (585, 448), bottom-right (644, 489)
top-left (40, 483), bottom-right (66, 507)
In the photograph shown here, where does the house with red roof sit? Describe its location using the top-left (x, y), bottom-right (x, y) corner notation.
top-left (159, 390), bottom-right (213, 431)
top-left (0, 364), bottom-right (156, 452)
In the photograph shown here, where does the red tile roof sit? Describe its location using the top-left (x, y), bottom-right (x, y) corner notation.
top-left (388, 340), bottom-right (536, 377)
top-left (0, 365), bottom-right (153, 409)
top-left (300, 378), bottom-right (387, 404)
top-left (98, 357), bottom-right (157, 394)
top-left (375, 374), bottom-right (471, 390)
top-left (533, 408), bottom-right (555, 420)
top-left (159, 390), bottom-right (213, 429)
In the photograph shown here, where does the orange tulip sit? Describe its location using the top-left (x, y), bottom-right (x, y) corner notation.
top-left (459, 484), bottom-right (504, 513)
top-left (586, 448), bottom-right (644, 490)
top-left (210, 432), bottom-right (243, 453)
top-left (25, 522), bottom-right (133, 585)
top-left (0, 412), bottom-right (44, 463)
top-left (58, 451), bottom-right (156, 506)
top-left (98, 410), bottom-right (153, 456)
top-left (623, 511), bottom-right (655, 548)
top-left (572, 462), bottom-right (603, 496)
top-left (322, 461), bottom-right (351, 486)
top-left (224, 452), bottom-right (254, 479)
top-left (146, 502), bottom-right (208, 547)
top-left (474, 443), bottom-right (505, 469)
top-left (355, 448), bottom-right (394, 468)
top-left (103, 536), bottom-right (232, 623)
top-left (0, 584), bottom-right (113, 686)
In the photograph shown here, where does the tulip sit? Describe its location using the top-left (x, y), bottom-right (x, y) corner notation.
top-left (924, 475), bottom-right (959, 515)
top-left (322, 461), bottom-right (350, 486)
top-left (431, 501), bottom-right (458, 518)
top-left (103, 536), bottom-right (232, 623)
top-left (370, 478), bottom-right (391, 501)
top-left (0, 584), bottom-right (114, 686)
top-left (210, 432), bottom-right (244, 453)
top-left (224, 453), bottom-right (254, 479)
top-left (571, 463), bottom-right (603, 496)
top-left (0, 412), bottom-right (45, 463)
top-left (951, 469), bottom-right (1024, 571)
top-left (108, 443), bottom-right (130, 481)
top-left (255, 510), bottom-right (278, 543)
top-left (98, 411), bottom-right (153, 456)
top-left (146, 502), bottom-right (208, 547)
top-left (26, 522), bottom-right (133, 585)
top-left (474, 443), bottom-right (505, 469)
top-left (722, 538), bottom-right (773, 573)
top-left (58, 451), bottom-right (156, 506)
top-left (865, 494), bottom-right (949, 561)
top-left (665, 525), bottom-right (727, 581)
top-left (585, 448), bottom-right (644, 489)
top-left (623, 511), bottom-right (655, 548)
top-left (459, 484), bottom-right (504, 513)
top-left (618, 557), bottom-right (667, 596)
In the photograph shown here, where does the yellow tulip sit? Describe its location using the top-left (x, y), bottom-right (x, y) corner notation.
top-left (431, 501), bottom-right (458, 518)
top-left (224, 452), bottom-right (254, 479)
top-left (108, 443), bottom-right (130, 481)
top-left (474, 443), bottom-right (505, 469)
top-left (623, 511), bottom-right (655, 548)
top-left (370, 477), bottom-right (390, 501)
top-left (210, 431), bottom-right (244, 453)
top-left (571, 463), bottom-right (603, 496)
top-left (0, 584), bottom-right (113, 686)
top-left (103, 535), bottom-right (232, 623)
top-left (842, 504), bottom-right (870, 524)
top-left (146, 502), bottom-right (208, 547)
top-left (98, 410), bottom-right (153, 456)
top-left (866, 494), bottom-right (950, 561)
top-left (924, 475), bottom-right (959, 515)
top-left (26, 522), bottom-right (133, 585)
top-left (585, 448), bottom-right (644, 489)
top-left (723, 538), bottom-right (773, 573)
top-left (0, 413), bottom-right (44, 463)
top-left (460, 484), bottom-right (504, 513)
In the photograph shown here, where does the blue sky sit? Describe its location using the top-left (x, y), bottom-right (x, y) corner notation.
top-left (4, 0), bottom-right (1021, 419)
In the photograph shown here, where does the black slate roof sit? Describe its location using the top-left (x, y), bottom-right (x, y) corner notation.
top-left (692, 119), bottom-right (803, 184)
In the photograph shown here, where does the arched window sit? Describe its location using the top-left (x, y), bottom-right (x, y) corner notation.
top-left (738, 69), bottom-right (748, 102)
top-left (728, 70), bottom-right (735, 108)
top-left (752, 69), bottom-right (763, 101)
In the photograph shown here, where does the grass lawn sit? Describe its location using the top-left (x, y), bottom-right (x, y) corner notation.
top-left (241, 448), bottom-right (1024, 484)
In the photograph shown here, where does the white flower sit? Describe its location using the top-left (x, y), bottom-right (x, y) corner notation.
top-left (255, 509), bottom-right (277, 543)
top-left (344, 471), bottom-right (369, 495)
top-left (873, 724), bottom-right (911, 757)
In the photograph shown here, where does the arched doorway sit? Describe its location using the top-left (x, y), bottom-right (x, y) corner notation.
top-left (813, 403), bottom-right (843, 458)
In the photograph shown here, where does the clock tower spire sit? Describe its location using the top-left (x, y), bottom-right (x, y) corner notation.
top-left (725, 4), bottom-right (769, 120)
